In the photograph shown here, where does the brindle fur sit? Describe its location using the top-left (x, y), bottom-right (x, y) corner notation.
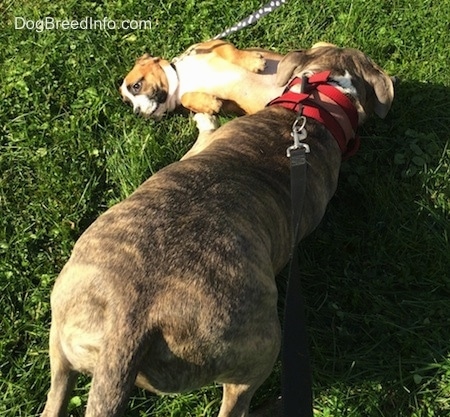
top-left (42, 46), bottom-right (394, 417)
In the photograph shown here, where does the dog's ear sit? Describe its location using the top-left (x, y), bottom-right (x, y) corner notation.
top-left (276, 50), bottom-right (305, 86)
top-left (136, 53), bottom-right (150, 64)
top-left (136, 54), bottom-right (161, 65)
top-left (374, 75), bottom-right (394, 118)
top-left (276, 44), bottom-right (335, 86)
top-left (311, 41), bottom-right (336, 49)
top-left (360, 60), bottom-right (395, 118)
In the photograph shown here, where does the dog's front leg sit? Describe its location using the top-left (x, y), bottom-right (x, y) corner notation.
top-left (181, 91), bottom-right (223, 114)
top-left (181, 113), bottom-right (219, 160)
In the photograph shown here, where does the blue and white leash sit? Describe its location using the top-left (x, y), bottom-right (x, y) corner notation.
top-left (172, 0), bottom-right (287, 61)
top-left (212, 0), bottom-right (287, 40)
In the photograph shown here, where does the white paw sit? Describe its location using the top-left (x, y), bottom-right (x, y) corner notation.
top-left (193, 113), bottom-right (219, 133)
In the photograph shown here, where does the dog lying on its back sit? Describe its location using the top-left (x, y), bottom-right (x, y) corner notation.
top-left (119, 39), bottom-right (285, 119)
top-left (42, 44), bottom-right (394, 417)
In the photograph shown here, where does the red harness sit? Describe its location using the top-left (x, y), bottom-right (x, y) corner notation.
top-left (268, 71), bottom-right (360, 159)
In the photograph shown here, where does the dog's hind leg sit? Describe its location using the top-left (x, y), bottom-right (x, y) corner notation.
top-left (217, 383), bottom-right (257, 417)
top-left (219, 377), bottom-right (278, 417)
top-left (217, 356), bottom-right (278, 417)
top-left (212, 41), bottom-right (266, 73)
top-left (41, 325), bottom-right (78, 417)
top-left (194, 40), bottom-right (266, 73)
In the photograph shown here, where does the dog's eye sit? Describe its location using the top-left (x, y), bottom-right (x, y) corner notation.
top-left (130, 81), bottom-right (142, 94)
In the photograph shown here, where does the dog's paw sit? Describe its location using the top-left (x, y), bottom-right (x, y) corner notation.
top-left (208, 96), bottom-right (224, 114)
top-left (181, 92), bottom-right (223, 115)
top-left (243, 52), bottom-right (266, 73)
top-left (193, 113), bottom-right (219, 133)
top-left (195, 96), bottom-right (223, 115)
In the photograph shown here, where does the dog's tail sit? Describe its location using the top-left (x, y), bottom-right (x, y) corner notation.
top-left (84, 314), bottom-right (148, 417)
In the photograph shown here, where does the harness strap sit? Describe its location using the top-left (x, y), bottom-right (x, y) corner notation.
top-left (268, 71), bottom-right (360, 159)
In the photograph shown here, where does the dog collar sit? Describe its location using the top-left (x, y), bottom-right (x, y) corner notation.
top-left (268, 71), bottom-right (360, 158)
top-left (162, 62), bottom-right (180, 100)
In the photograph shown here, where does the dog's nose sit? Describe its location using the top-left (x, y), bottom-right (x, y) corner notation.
top-left (134, 106), bottom-right (141, 115)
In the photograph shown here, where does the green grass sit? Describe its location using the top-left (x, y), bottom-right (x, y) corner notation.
top-left (1, 0), bottom-right (449, 415)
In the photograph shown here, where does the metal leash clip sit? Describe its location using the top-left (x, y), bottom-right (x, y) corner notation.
top-left (287, 115), bottom-right (310, 158)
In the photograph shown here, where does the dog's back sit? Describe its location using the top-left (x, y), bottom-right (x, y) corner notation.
top-left (44, 117), bottom-right (298, 415)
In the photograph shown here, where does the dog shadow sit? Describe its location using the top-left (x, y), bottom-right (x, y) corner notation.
top-left (266, 79), bottom-right (449, 416)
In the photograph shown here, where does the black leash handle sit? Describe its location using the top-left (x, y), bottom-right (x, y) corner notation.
top-left (282, 146), bottom-right (313, 417)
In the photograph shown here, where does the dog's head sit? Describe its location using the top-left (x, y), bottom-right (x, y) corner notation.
top-left (276, 43), bottom-right (395, 123)
top-left (119, 54), bottom-right (178, 119)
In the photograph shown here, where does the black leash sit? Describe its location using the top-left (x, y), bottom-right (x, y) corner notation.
top-left (281, 115), bottom-right (313, 417)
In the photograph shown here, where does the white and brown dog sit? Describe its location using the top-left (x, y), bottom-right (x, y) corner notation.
top-left (119, 39), bottom-right (285, 119)
top-left (42, 45), bottom-right (394, 417)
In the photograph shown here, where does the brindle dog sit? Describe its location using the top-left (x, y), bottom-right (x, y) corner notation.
top-left (41, 45), bottom-right (394, 417)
